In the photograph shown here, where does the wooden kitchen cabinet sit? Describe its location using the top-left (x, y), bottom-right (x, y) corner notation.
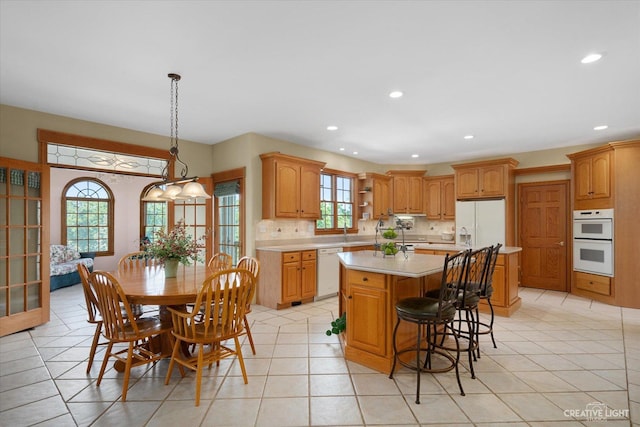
top-left (574, 271), bottom-right (611, 296)
top-left (568, 149), bottom-right (612, 209)
top-left (567, 139), bottom-right (640, 308)
top-left (424, 175), bottom-right (455, 220)
top-left (389, 170), bottom-right (426, 214)
top-left (358, 173), bottom-right (392, 219)
top-left (256, 249), bottom-right (317, 309)
top-left (260, 152), bottom-right (326, 219)
top-left (343, 268), bottom-right (424, 373)
top-left (452, 158), bottom-right (518, 200)
top-left (346, 270), bottom-right (387, 357)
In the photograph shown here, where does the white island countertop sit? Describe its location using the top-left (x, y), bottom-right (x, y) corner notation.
top-left (337, 250), bottom-right (445, 278)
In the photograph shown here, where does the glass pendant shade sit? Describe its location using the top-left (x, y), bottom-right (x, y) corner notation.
top-left (141, 187), bottom-right (165, 201)
top-left (159, 185), bottom-right (186, 200)
top-left (176, 181), bottom-right (212, 199)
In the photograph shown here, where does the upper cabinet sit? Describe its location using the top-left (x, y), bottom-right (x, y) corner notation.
top-left (423, 175), bottom-right (455, 220)
top-left (452, 158), bottom-right (519, 200)
top-left (568, 149), bottom-right (612, 209)
top-left (389, 170), bottom-right (426, 214)
top-left (358, 173), bottom-right (392, 220)
top-left (260, 152), bottom-right (326, 219)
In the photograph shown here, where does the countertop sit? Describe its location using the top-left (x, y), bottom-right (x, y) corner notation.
top-left (256, 239), bottom-right (522, 254)
top-left (337, 250), bottom-right (445, 278)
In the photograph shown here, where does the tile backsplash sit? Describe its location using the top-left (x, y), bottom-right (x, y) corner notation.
top-left (255, 217), bottom-right (455, 242)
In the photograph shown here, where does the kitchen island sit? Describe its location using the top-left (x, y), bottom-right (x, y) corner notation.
top-left (337, 251), bottom-right (446, 374)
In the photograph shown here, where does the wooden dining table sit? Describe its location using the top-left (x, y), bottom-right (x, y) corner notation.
top-left (113, 263), bottom-right (214, 308)
top-left (111, 264), bottom-right (215, 369)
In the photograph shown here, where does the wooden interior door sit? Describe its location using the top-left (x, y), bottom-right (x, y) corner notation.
top-left (518, 181), bottom-right (569, 291)
top-left (0, 157), bottom-right (50, 337)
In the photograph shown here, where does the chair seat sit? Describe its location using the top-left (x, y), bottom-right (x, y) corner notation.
top-left (117, 316), bottom-right (172, 341)
top-left (395, 297), bottom-right (456, 320)
top-left (176, 322), bottom-right (240, 344)
top-left (425, 289), bottom-right (480, 307)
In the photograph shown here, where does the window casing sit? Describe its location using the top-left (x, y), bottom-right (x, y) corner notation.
top-left (62, 178), bottom-right (114, 256)
top-left (316, 171), bottom-right (355, 233)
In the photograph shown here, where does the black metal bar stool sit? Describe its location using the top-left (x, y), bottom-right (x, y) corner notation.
top-left (475, 243), bottom-right (502, 358)
top-left (451, 246), bottom-right (493, 378)
top-left (389, 250), bottom-right (470, 403)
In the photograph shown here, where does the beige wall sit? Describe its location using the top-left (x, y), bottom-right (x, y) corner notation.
top-left (2, 103), bottom-right (626, 259)
top-left (0, 104), bottom-right (212, 177)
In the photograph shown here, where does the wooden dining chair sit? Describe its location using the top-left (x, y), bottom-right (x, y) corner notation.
top-left (118, 251), bottom-right (158, 316)
top-left (237, 255), bottom-right (260, 354)
top-left (118, 251), bottom-right (159, 271)
top-left (165, 268), bottom-right (255, 406)
top-left (90, 270), bottom-right (174, 402)
top-left (77, 263), bottom-right (104, 373)
top-left (207, 252), bottom-right (233, 271)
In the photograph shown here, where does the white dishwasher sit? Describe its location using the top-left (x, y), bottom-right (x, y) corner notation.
top-left (316, 247), bottom-right (344, 300)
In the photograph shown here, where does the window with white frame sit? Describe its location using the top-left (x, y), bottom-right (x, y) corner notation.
top-left (316, 171), bottom-right (354, 232)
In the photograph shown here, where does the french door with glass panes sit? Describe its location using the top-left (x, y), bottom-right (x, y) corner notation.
top-left (213, 169), bottom-right (245, 266)
top-left (0, 157), bottom-right (50, 337)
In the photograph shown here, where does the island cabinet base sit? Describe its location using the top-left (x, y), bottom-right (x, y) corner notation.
top-left (341, 268), bottom-right (441, 375)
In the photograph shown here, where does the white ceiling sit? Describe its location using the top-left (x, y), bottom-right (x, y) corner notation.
top-left (1, 1), bottom-right (639, 165)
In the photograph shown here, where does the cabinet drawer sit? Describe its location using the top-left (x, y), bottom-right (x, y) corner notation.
top-left (302, 250), bottom-right (316, 261)
top-left (575, 272), bottom-right (611, 296)
top-left (347, 270), bottom-right (386, 289)
top-left (282, 252), bottom-right (301, 263)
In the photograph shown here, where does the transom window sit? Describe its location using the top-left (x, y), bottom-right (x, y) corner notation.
top-left (316, 171), bottom-right (355, 233)
top-left (62, 178), bottom-right (114, 255)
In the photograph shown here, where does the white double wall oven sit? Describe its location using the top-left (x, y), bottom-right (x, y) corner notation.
top-left (573, 209), bottom-right (614, 277)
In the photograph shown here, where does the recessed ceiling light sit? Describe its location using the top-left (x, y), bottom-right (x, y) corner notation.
top-left (581, 53), bottom-right (603, 64)
top-left (593, 125), bottom-right (608, 131)
top-left (339, 147), bottom-right (345, 151)
top-left (353, 151), bottom-right (358, 155)
top-left (411, 154), bottom-right (419, 158)
top-left (389, 91), bottom-right (403, 98)
top-left (326, 125), bottom-right (338, 131)
top-left (464, 135), bottom-right (474, 140)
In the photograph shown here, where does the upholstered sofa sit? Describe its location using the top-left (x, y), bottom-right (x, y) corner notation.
top-left (50, 245), bottom-right (95, 291)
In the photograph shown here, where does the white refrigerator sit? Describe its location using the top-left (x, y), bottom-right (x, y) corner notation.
top-left (455, 199), bottom-right (505, 248)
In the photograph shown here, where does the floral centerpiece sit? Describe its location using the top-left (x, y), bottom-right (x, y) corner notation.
top-left (143, 220), bottom-right (201, 277)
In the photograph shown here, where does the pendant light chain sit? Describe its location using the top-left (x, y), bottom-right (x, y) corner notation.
top-left (142, 72), bottom-right (210, 201)
top-left (168, 73), bottom-right (187, 178)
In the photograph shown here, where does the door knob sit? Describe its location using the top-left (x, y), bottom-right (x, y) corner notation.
top-left (556, 241), bottom-right (565, 246)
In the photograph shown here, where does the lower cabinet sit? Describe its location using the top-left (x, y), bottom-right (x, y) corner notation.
top-left (574, 271), bottom-right (611, 296)
top-left (343, 269), bottom-right (424, 373)
top-left (346, 271), bottom-right (387, 356)
top-left (256, 249), bottom-right (317, 309)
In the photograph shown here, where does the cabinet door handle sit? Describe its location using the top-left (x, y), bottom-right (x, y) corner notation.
top-left (556, 241), bottom-right (565, 246)
top-left (348, 295), bottom-right (352, 299)
top-left (362, 277), bottom-right (368, 282)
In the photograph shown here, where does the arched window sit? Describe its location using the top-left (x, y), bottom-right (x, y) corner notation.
top-left (62, 178), bottom-right (114, 256)
top-left (140, 183), bottom-right (168, 244)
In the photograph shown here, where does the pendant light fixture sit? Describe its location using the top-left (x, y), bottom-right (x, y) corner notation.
top-left (142, 73), bottom-right (211, 201)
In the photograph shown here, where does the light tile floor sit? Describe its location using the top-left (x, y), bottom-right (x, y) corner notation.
top-left (1, 286), bottom-right (639, 426)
